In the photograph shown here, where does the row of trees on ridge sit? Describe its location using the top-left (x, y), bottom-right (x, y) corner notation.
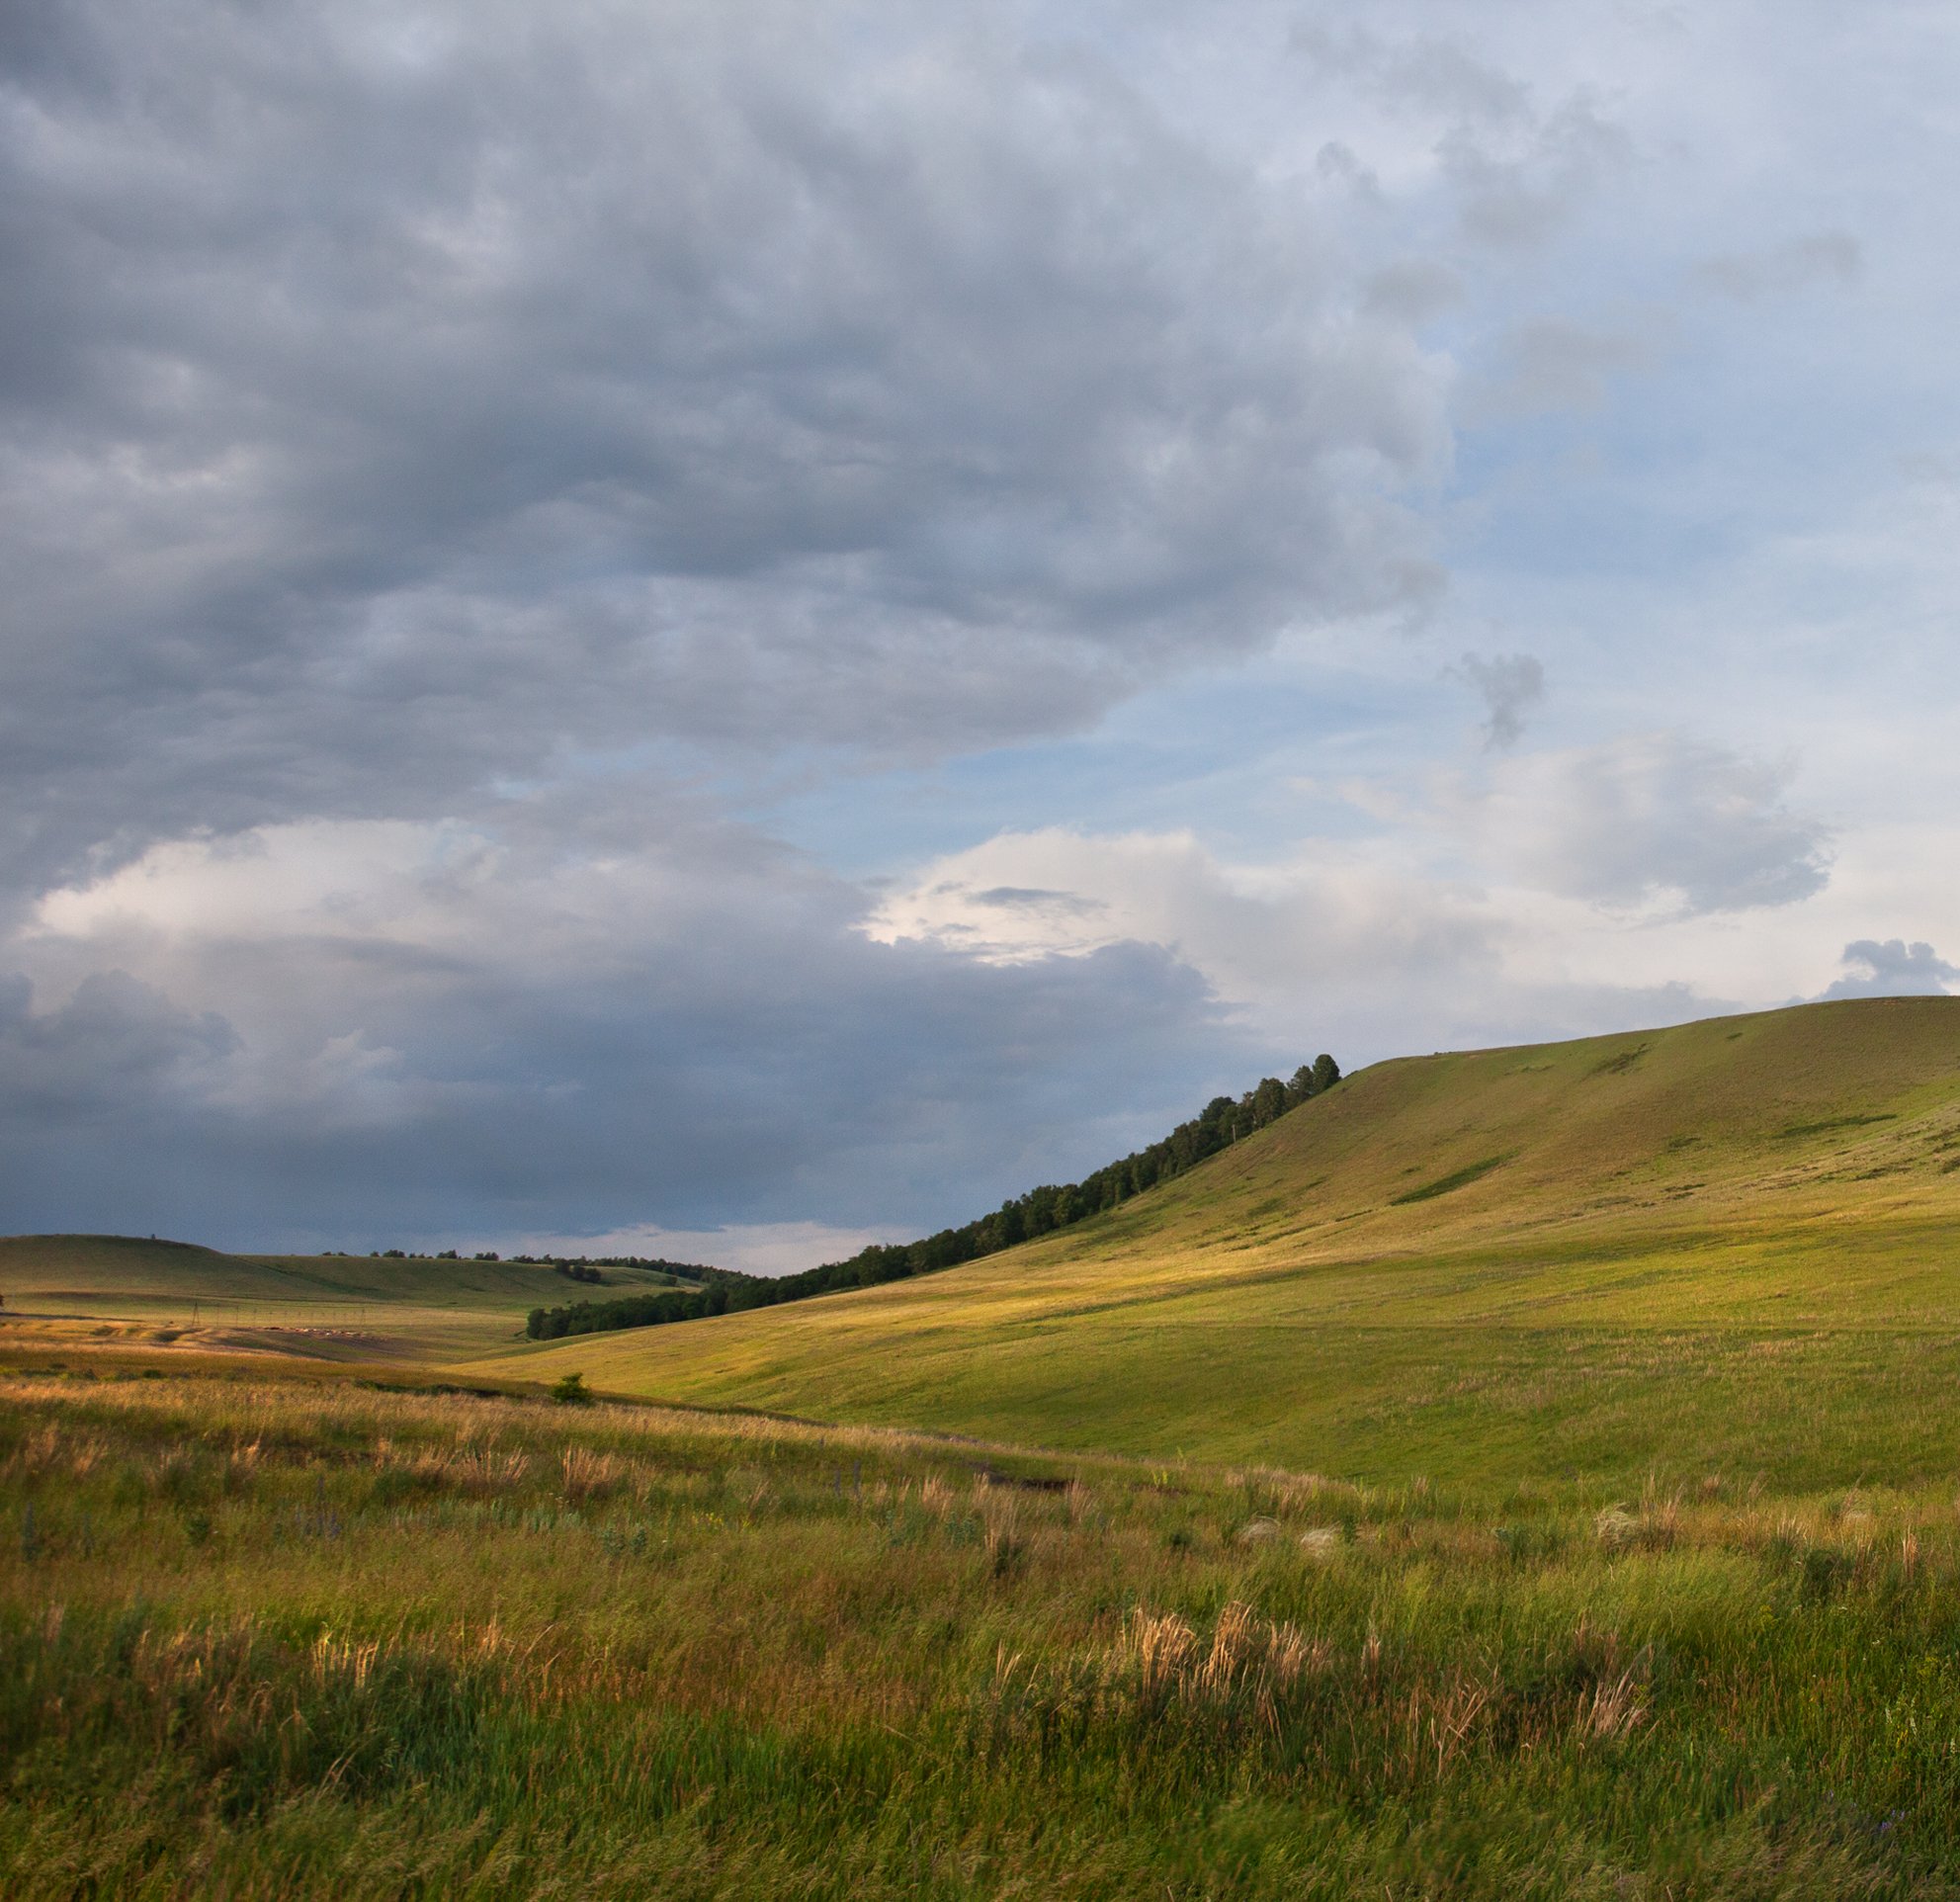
top-left (525, 1054), bottom-right (1340, 1342)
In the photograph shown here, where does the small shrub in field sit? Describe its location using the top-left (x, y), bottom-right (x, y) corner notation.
top-left (550, 1372), bottom-right (592, 1407)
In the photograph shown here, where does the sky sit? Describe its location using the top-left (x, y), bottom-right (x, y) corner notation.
top-left (4, 0), bottom-right (1958, 1265)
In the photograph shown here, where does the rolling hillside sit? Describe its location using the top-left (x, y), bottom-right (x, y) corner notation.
top-left (482, 997), bottom-right (1960, 1483)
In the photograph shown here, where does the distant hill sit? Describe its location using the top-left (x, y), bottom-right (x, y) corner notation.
top-left (485, 997), bottom-right (1960, 1486)
top-left (0, 1234), bottom-right (677, 1308)
top-left (0, 1235), bottom-right (693, 1360)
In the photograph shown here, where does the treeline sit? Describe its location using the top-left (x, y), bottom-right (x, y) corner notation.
top-left (527, 1284), bottom-right (737, 1340)
top-left (526, 1261), bottom-right (760, 1340)
top-left (516, 1254), bottom-right (724, 1279)
top-left (544, 1257), bottom-right (728, 1287)
top-left (344, 1246), bottom-right (724, 1281)
top-left (524, 1054), bottom-right (1340, 1342)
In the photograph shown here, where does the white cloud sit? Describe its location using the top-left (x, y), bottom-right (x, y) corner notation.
top-left (1450, 734), bottom-right (1832, 914)
top-left (867, 723), bottom-right (1840, 1055)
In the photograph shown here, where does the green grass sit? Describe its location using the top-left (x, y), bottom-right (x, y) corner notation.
top-left (485, 997), bottom-right (1960, 1484)
top-left (9, 1367), bottom-right (1960, 1897)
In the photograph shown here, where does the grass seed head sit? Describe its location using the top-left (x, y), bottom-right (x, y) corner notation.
top-left (559, 1445), bottom-right (624, 1502)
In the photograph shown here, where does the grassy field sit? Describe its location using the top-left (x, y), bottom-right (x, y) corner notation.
top-left (11, 1356), bottom-right (1960, 1890)
top-left (0, 1235), bottom-right (685, 1363)
top-left (10, 996), bottom-right (1960, 1894)
top-left (8, 1366), bottom-right (1960, 1897)
top-left (483, 998), bottom-right (1960, 1485)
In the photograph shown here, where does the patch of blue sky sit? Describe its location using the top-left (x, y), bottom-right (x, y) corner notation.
top-left (752, 641), bottom-right (1457, 883)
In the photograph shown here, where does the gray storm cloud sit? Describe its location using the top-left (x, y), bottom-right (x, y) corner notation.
top-left (0, 0), bottom-right (1464, 1249)
top-left (0, 0), bottom-right (1448, 899)
top-left (0, 855), bottom-right (1243, 1248)
top-left (1820, 940), bottom-right (1959, 1000)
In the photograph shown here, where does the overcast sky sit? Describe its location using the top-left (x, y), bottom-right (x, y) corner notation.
top-left (5, 0), bottom-right (1957, 1263)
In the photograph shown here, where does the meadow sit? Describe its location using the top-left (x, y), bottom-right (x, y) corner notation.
top-left (9, 1363), bottom-right (1960, 1898)
top-left (9, 997), bottom-right (1960, 1894)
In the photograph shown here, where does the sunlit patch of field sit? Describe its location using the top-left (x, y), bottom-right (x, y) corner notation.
top-left (7, 1368), bottom-right (1960, 1896)
top-left (0, 1235), bottom-right (686, 1363)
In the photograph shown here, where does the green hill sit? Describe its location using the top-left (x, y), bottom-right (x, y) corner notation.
top-left (477, 997), bottom-right (1960, 1486)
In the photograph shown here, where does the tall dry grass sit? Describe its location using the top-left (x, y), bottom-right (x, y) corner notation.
top-left (2, 1368), bottom-right (1959, 1898)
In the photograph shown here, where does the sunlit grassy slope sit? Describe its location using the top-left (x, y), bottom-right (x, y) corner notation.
top-left (485, 998), bottom-right (1960, 1484)
top-left (0, 1235), bottom-right (681, 1360)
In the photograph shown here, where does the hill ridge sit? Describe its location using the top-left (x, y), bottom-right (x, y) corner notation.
top-left (484, 996), bottom-right (1960, 1477)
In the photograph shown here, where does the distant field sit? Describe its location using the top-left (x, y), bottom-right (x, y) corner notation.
top-left (0, 1235), bottom-right (683, 1363)
top-left (483, 998), bottom-right (1960, 1487)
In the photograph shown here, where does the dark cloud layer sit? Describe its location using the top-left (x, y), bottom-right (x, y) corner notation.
top-left (0, 971), bottom-right (237, 1121)
top-left (0, 0), bottom-right (1446, 897)
top-left (0, 1), bottom-right (1463, 1253)
top-left (0, 911), bottom-right (1242, 1252)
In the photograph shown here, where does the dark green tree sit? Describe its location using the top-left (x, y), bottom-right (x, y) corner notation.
top-left (1248, 1077), bottom-right (1288, 1129)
